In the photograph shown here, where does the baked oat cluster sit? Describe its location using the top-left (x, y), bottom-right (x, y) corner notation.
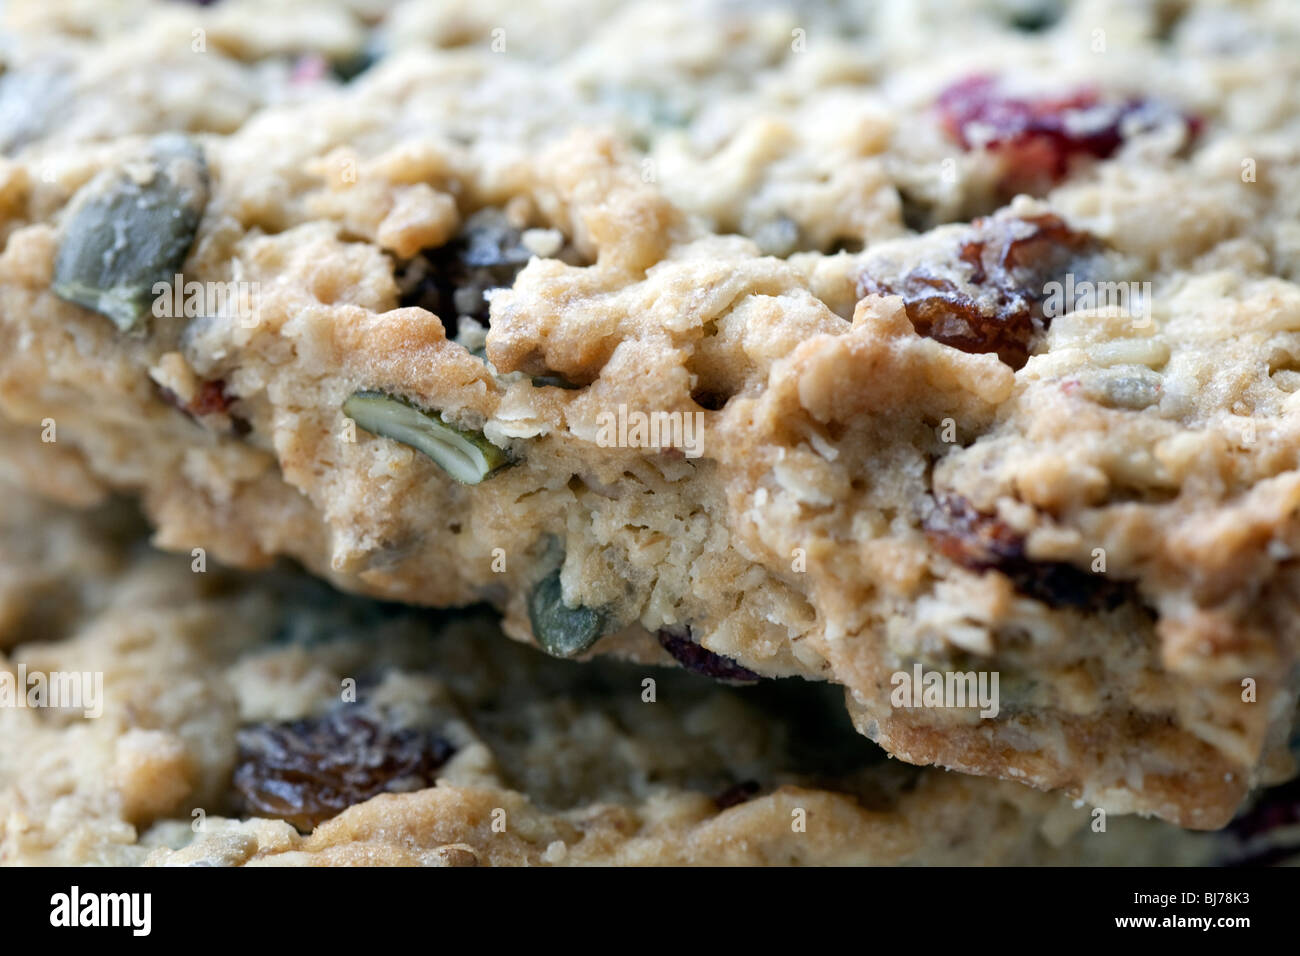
top-left (1, 0), bottom-right (1299, 862)
top-left (0, 483), bottom-right (1260, 865)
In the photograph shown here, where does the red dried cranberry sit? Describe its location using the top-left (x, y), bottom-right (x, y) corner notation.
top-left (188, 379), bottom-right (233, 416)
top-left (657, 628), bottom-right (760, 683)
top-left (158, 378), bottom-right (249, 434)
top-left (159, 378), bottom-right (230, 416)
top-left (936, 75), bottom-right (1199, 195)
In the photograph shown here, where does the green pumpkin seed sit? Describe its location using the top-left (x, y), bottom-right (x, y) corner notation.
top-left (331, 48), bottom-right (378, 83)
top-left (528, 568), bottom-right (604, 658)
top-left (342, 390), bottom-right (509, 485)
top-left (53, 134), bottom-right (209, 333)
top-left (529, 373), bottom-right (582, 390)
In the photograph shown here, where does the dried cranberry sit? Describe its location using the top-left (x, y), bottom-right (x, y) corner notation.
top-left (859, 213), bottom-right (1098, 369)
top-left (159, 378), bottom-right (229, 417)
top-left (936, 75), bottom-right (1199, 195)
top-left (232, 706), bottom-right (454, 832)
top-left (923, 493), bottom-right (1133, 611)
top-left (158, 378), bottom-right (250, 435)
top-left (189, 379), bottom-right (232, 416)
top-left (657, 628), bottom-right (760, 683)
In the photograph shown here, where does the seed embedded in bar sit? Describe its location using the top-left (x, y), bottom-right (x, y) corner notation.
top-left (342, 390), bottom-right (510, 485)
top-left (528, 567), bottom-right (604, 658)
top-left (53, 134), bottom-right (209, 333)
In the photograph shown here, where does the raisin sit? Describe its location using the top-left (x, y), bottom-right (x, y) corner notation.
top-left (1001, 558), bottom-right (1136, 612)
top-left (232, 707), bottom-right (454, 832)
top-left (861, 271), bottom-right (1037, 368)
top-left (657, 628), bottom-right (760, 683)
top-left (936, 75), bottom-right (1199, 197)
top-left (924, 493), bottom-right (1024, 568)
top-left (714, 779), bottom-right (761, 810)
top-left (395, 209), bottom-right (534, 339)
top-left (923, 493), bottom-right (1133, 611)
top-left (859, 213), bottom-right (1099, 369)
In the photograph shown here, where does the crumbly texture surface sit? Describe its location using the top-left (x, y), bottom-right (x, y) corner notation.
top-left (0, 484), bottom-right (1232, 866)
top-left (2, 0), bottom-right (1300, 830)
